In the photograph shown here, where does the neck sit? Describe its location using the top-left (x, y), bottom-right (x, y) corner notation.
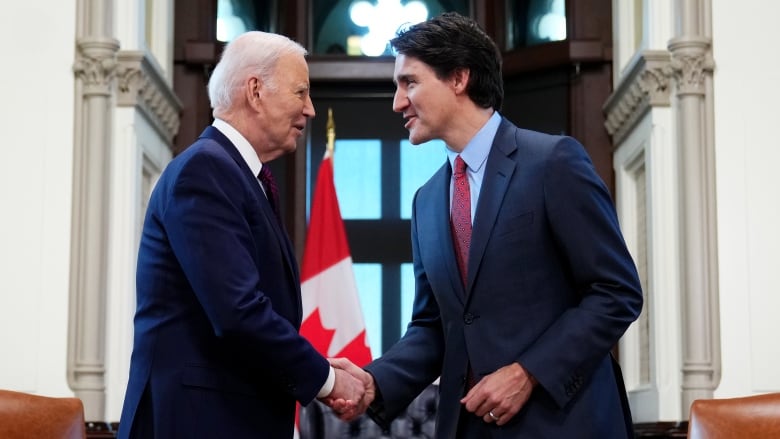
top-left (445, 106), bottom-right (494, 152)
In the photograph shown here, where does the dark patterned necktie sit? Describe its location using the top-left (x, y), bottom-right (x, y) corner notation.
top-left (258, 165), bottom-right (282, 225)
top-left (450, 155), bottom-right (471, 288)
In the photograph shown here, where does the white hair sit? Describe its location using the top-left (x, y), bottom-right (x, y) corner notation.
top-left (207, 31), bottom-right (307, 113)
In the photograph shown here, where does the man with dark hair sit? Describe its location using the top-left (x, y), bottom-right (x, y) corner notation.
top-left (331, 12), bottom-right (643, 438)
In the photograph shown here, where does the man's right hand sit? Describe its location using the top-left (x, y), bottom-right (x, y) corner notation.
top-left (323, 357), bottom-right (376, 421)
top-left (321, 365), bottom-right (365, 418)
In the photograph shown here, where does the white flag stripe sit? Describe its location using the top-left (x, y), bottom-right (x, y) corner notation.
top-left (301, 257), bottom-right (365, 356)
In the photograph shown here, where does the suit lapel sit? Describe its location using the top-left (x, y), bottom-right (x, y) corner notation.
top-left (199, 127), bottom-right (301, 313)
top-left (201, 127), bottom-right (281, 231)
top-left (466, 121), bottom-right (517, 296)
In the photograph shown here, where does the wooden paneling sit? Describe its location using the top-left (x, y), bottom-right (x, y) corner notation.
top-left (172, 0), bottom-right (220, 155)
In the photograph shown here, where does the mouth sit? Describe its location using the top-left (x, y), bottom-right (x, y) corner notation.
top-left (403, 115), bottom-right (417, 130)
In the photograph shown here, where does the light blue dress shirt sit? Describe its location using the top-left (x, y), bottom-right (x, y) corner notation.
top-left (445, 111), bottom-right (502, 223)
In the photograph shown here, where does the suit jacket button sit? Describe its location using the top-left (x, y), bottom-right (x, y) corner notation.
top-left (463, 313), bottom-right (474, 324)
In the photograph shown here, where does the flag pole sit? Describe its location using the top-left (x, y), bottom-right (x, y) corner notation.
top-left (326, 107), bottom-right (335, 157)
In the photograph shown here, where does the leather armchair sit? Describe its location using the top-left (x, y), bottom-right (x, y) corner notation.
top-left (0, 389), bottom-right (86, 439)
top-left (687, 392), bottom-right (780, 439)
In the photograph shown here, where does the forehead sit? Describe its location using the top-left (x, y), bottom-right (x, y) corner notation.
top-left (275, 53), bottom-right (310, 84)
top-left (393, 54), bottom-right (436, 81)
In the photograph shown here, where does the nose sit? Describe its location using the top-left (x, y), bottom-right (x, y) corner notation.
top-left (392, 87), bottom-right (407, 113)
top-left (304, 95), bottom-right (315, 118)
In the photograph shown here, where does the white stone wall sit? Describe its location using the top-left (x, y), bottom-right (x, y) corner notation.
top-left (0, 0), bottom-right (78, 398)
top-left (615, 109), bottom-right (683, 421)
top-left (712, 0), bottom-right (780, 398)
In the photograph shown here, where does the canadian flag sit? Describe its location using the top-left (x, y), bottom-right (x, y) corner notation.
top-left (295, 150), bottom-right (372, 438)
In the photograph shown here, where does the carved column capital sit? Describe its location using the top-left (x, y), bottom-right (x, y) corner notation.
top-left (669, 37), bottom-right (714, 96)
top-left (73, 37), bottom-right (120, 96)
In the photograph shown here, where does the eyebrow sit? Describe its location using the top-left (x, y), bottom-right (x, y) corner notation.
top-left (394, 73), bottom-right (415, 85)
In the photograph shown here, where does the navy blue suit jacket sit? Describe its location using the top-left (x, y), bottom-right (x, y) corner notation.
top-left (118, 127), bottom-right (329, 438)
top-left (366, 119), bottom-right (643, 438)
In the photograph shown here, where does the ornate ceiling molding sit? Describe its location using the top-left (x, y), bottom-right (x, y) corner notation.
top-left (604, 50), bottom-right (673, 145)
top-left (116, 51), bottom-right (182, 143)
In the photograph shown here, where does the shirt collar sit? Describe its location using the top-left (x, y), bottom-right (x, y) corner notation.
top-left (446, 111), bottom-right (502, 172)
top-left (212, 118), bottom-right (264, 177)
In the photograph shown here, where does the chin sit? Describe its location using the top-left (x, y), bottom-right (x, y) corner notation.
top-left (408, 134), bottom-right (431, 145)
top-left (408, 125), bottom-right (435, 145)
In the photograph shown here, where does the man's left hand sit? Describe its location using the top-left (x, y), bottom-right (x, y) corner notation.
top-left (460, 362), bottom-right (536, 426)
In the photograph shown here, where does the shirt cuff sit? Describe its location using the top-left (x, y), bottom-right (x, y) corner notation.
top-left (316, 366), bottom-right (336, 398)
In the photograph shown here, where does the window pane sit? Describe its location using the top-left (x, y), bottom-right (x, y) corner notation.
top-left (216, 0), bottom-right (276, 42)
top-left (505, 0), bottom-right (567, 50)
top-left (333, 139), bottom-right (382, 219)
top-left (217, 0), bottom-right (248, 42)
top-left (312, 0), bottom-right (470, 56)
top-left (400, 263), bottom-right (415, 337)
top-left (353, 263), bottom-right (383, 359)
top-left (400, 139), bottom-right (447, 219)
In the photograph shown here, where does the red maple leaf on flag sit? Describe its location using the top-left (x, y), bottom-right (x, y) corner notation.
top-left (298, 309), bottom-right (335, 356)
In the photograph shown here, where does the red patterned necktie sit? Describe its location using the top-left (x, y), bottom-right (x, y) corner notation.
top-left (258, 165), bottom-right (282, 225)
top-left (452, 155), bottom-right (478, 389)
top-left (450, 155), bottom-right (471, 288)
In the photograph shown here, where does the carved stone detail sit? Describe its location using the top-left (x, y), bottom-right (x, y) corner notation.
top-left (604, 51), bottom-right (673, 145)
top-left (669, 37), bottom-right (714, 96)
top-left (116, 51), bottom-right (182, 142)
top-left (73, 37), bottom-right (120, 96)
top-left (671, 53), bottom-right (714, 95)
top-left (639, 66), bottom-right (673, 104)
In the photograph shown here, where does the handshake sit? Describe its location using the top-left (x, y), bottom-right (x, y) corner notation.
top-left (317, 358), bottom-right (375, 421)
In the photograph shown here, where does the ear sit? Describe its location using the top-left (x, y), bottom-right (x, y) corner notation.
top-left (450, 68), bottom-right (470, 95)
top-left (245, 76), bottom-right (263, 110)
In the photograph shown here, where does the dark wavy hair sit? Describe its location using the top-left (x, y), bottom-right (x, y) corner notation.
top-left (390, 12), bottom-right (503, 110)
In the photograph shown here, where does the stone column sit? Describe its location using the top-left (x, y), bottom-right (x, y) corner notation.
top-left (68, 0), bottom-right (119, 421)
top-left (669, 0), bottom-right (720, 417)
